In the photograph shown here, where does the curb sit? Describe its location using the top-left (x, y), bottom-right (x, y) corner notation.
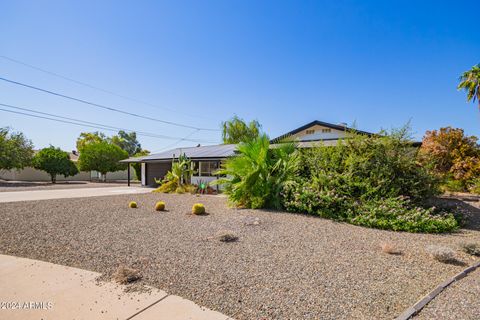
top-left (395, 260), bottom-right (480, 320)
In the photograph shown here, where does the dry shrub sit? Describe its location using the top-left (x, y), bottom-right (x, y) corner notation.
top-left (426, 245), bottom-right (455, 263)
top-left (113, 266), bottom-right (142, 284)
top-left (381, 242), bottom-right (401, 255)
top-left (216, 230), bottom-right (238, 242)
top-left (461, 242), bottom-right (480, 256)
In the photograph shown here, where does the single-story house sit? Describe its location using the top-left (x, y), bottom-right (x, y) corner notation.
top-left (0, 151), bottom-right (134, 182)
top-left (122, 120), bottom-right (374, 187)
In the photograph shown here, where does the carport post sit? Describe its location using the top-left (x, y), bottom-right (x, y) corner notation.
top-left (127, 163), bottom-right (131, 186)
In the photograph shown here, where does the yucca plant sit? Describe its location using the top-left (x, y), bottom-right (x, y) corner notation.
top-left (215, 134), bottom-right (299, 209)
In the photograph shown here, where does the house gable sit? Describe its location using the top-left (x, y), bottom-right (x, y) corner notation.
top-left (271, 120), bottom-right (372, 143)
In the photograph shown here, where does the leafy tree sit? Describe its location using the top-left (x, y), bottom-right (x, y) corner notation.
top-left (33, 146), bottom-right (78, 183)
top-left (419, 127), bottom-right (480, 190)
top-left (458, 64), bottom-right (480, 108)
top-left (215, 134), bottom-right (299, 209)
top-left (131, 149), bottom-right (150, 180)
top-left (76, 131), bottom-right (107, 152)
top-left (221, 116), bottom-right (261, 144)
top-left (0, 127), bottom-right (34, 170)
top-left (78, 141), bottom-right (128, 181)
top-left (111, 130), bottom-right (141, 156)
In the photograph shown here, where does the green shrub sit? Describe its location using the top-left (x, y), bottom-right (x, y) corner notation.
top-left (128, 201), bottom-right (137, 208)
top-left (467, 178), bottom-right (480, 194)
top-left (281, 127), bottom-right (458, 233)
top-left (297, 127), bottom-right (438, 203)
top-left (192, 203), bottom-right (206, 215)
top-left (215, 134), bottom-right (299, 209)
top-left (155, 201), bottom-right (165, 211)
top-left (283, 182), bottom-right (457, 233)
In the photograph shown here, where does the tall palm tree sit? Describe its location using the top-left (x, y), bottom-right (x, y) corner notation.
top-left (458, 64), bottom-right (480, 108)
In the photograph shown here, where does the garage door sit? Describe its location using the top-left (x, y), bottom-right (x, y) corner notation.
top-left (146, 162), bottom-right (172, 186)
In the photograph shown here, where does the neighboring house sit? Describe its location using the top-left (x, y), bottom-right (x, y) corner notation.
top-left (0, 151), bottom-right (134, 182)
top-left (123, 120), bottom-right (373, 187)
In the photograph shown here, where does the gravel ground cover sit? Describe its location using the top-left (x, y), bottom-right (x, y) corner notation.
top-left (414, 267), bottom-right (480, 320)
top-left (0, 193), bottom-right (479, 319)
top-left (0, 180), bottom-right (134, 192)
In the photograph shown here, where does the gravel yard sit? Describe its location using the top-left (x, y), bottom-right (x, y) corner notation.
top-left (0, 180), bottom-right (133, 192)
top-left (0, 193), bottom-right (479, 319)
top-left (415, 268), bottom-right (480, 320)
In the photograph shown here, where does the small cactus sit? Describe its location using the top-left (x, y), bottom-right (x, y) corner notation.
top-left (128, 201), bottom-right (137, 208)
top-left (155, 201), bottom-right (166, 211)
top-left (192, 203), bottom-right (206, 215)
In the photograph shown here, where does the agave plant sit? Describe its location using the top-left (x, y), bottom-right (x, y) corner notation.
top-left (215, 134), bottom-right (299, 209)
top-left (162, 153), bottom-right (194, 186)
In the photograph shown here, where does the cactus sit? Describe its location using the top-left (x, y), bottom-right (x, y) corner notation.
top-left (192, 203), bottom-right (206, 215)
top-left (155, 201), bottom-right (166, 211)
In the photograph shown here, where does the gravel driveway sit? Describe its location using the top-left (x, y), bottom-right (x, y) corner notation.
top-left (0, 193), bottom-right (479, 319)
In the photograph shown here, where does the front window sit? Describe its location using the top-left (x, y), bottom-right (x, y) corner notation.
top-left (193, 161), bottom-right (219, 177)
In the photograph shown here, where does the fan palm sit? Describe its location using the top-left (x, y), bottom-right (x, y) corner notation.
top-left (215, 134), bottom-right (299, 209)
top-left (458, 64), bottom-right (480, 108)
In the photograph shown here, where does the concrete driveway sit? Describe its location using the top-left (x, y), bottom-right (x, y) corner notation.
top-left (0, 254), bottom-right (230, 320)
top-left (0, 186), bottom-right (151, 203)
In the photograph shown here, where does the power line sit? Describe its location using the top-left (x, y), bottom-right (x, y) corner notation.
top-left (0, 55), bottom-right (211, 120)
top-left (150, 129), bottom-right (201, 153)
top-left (0, 76), bottom-right (220, 131)
top-left (0, 102), bottom-right (218, 143)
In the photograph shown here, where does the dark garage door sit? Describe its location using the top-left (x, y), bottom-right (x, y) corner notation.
top-left (146, 162), bottom-right (172, 186)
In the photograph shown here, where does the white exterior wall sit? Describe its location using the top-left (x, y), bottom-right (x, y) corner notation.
top-left (0, 167), bottom-right (133, 182)
top-left (0, 167), bottom-right (91, 181)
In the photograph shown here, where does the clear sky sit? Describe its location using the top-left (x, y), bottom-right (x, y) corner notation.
top-left (1, 0), bottom-right (479, 152)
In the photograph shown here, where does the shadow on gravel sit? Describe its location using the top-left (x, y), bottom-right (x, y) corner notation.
top-left (431, 197), bottom-right (480, 232)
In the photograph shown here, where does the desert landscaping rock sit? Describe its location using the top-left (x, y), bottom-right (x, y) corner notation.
top-left (1, 193), bottom-right (479, 319)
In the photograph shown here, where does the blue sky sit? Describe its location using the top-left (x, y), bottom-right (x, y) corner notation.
top-left (1, 0), bottom-right (479, 152)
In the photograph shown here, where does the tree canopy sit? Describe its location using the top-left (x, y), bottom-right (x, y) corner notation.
top-left (221, 116), bottom-right (262, 144)
top-left (110, 130), bottom-right (141, 156)
top-left (33, 146), bottom-right (78, 183)
top-left (458, 64), bottom-right (480, 108)
top-left (77, 131), bottom-right (142, 156)
top-left (76, 131), bottom-right (107, 152)
top-left (78, 141), bottom-right (128, 180)
top-left (0, 127), bottom-right (34, 170)
top-left (419, 127), bottom-right (480, 190)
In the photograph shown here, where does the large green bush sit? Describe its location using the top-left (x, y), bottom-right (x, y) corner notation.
top-left (33, 146), bottom-right (78, 183)
top-left (298, 127), bottom-right (438, 202)
top-left (281, 128), bottom-right (458, 233)
top-left (78, 141), bottom-right (128, 181)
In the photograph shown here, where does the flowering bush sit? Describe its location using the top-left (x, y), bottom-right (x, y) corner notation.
top-left (281, 127), bottom-right (458, 233)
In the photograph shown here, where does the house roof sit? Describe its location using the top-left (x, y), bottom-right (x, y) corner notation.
top-left (270, 120), bottom-right (373, 143)
top-left (121, 144), bottom-right (237, 163)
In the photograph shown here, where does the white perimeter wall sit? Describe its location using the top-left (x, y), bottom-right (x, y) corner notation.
top-left (0, 167), bottom-right (134, 182)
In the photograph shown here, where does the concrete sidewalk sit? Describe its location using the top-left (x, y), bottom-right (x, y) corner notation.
top-left (0, 186), bottom-right (151, 203)
top-left (0, 254), bottom-right (231, 320)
